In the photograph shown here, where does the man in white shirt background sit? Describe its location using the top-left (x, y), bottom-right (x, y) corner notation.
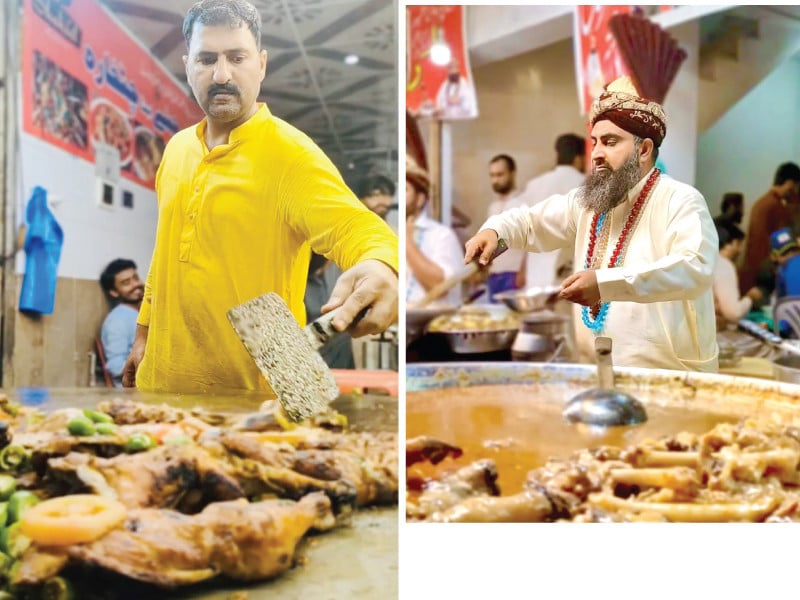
top-left (485, 154), bottom-right (527, 299)
top-left (519, 133), bottom-right (587, 288)
top-left (406, 156), bottom-right (464, 308)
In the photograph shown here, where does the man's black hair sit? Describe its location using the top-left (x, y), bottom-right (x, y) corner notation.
top-left (100, 258), bottom-right (137, 293)
top-left (357, 174), bottom-right (396, 199)
top-left (489, 154), bottom-right (516, 172)
top-left (555, 134), bottom-right (585, 166)
top-left (774, 162), bottom-right (800, 186)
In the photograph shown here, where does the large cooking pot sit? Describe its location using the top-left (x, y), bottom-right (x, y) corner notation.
top-left (406, 362), bottom-right (800, 495)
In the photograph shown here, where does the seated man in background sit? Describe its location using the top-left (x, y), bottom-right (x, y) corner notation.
top-left (99, 259), bottom-right (143, 386)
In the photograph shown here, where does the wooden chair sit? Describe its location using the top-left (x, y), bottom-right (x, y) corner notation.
top-left (94, 337), bottom-right (115, 388)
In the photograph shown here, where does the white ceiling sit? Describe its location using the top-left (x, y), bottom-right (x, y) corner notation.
top-left (99, 0), bottom-right (398, 186)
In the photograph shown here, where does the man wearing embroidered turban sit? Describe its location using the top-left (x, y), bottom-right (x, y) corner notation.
top-left (465, 76), bottom-right (719, 372)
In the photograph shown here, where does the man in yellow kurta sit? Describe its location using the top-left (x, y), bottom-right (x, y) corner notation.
top-left (122, 0), bottom-right (398, 393)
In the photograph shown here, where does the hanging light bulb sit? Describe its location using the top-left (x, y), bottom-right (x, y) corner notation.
top-left (429, 26), bottom-right (451, 66)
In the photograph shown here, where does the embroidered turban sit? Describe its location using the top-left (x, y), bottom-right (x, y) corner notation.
top-left (406, 155), bottom-right (430, 194)
top-left (589, 76), bottom-right (667, 147)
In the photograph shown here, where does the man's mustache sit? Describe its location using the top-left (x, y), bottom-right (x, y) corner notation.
top-left (208, 84), bottom-right (240, 98)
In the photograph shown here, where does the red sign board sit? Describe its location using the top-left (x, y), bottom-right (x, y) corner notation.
top-left (573, 5), bottom-right (633, 115)
top-left (406, 5), bottom-right (478, 120)
top-left (22, 0), bottom-right (203, 187)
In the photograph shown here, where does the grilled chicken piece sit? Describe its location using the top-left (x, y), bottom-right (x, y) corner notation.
top-left (219, 452), bottom-right (357, 514)
top-left (13, 493), bottom-right (334, 588)
top-left (45, 445), bottom-right (244, 511)
top-left (98, 399), bottom-right (188, 426)
top-left (291, 448), bottom-right (397, 506)
top-left (215, 431), bottom-right (397, 508)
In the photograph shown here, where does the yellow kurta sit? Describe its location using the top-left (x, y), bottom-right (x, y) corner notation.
top-left (137, 104), bottom-right (398, 393)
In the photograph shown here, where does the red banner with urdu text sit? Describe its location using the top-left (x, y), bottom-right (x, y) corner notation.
top-left (406, 5), bottom-right (478, 120)
top-left (573, 5), bottom-right (633, 116)
top-left (22, 0), bottom-right (203, 188)
top-left (574, 5), bottom-right (677, 115)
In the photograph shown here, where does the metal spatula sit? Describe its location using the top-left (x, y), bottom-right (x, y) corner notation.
top-left (227, 292), bottom-right (354, 422)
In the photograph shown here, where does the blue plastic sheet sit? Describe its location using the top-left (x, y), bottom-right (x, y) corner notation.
top-left (19, 186), bottom-right (64, 315)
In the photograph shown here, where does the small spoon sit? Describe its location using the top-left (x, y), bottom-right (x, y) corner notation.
top-left (563, 336), bottom-right (647, 427)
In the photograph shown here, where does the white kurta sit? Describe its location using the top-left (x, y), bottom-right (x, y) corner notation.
top-left (518, 165), bottom-right (587, 287)
top-left (486, 193), bottom-right (527, 275)
top-left (407, 214), bottom-right (465, 307)
top-left (482, 169), bottom-right (719, 372)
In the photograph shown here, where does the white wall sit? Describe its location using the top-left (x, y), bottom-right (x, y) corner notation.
top-left (17, 134), bottom-right (157, 281)
top-left (659, 21), bottom-right (700, 186)
top-left (696, 55), bottom-right (800, 219)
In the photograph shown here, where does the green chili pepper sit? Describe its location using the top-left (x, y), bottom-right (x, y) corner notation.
top-left (124, 433), bottom-right (155, 453)
top-left (0, 522), bottom-right (30, 558)
top-left (83, 409), bottom-right (113, 424)
top-left (0, 551), bottom-right (11, 576)
top-left (94, 422), bottom-right (117, 436)
top-left (66, 416), bottom-right (95, 437)
top-left (0, 502), bottom-right (8, 528)
top-left (41, 576), bottom-right (75, 600)
top-left (0, 474), bottom-right (16, 501)
top-left (7, 490), bottom-right (39, 524)
top-left (0, 446), bottom-right (30, 472)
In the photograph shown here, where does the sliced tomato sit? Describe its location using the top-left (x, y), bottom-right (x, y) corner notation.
top-left (20, 495), bottom-right (126, 546)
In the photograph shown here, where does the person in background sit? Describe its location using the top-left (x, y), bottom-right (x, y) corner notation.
top-left (123, 0), bottom-right (398, 392)
top-left (304, 252), bottom-right (354, 369)
top-left (465, 76), bottom-right (719, 372)
top-left (713, 223), bottom-right (763, 327)
top-left (739, 162), bottom-right (800, 294)
top-left (406, 155), bottom-right (464, 307)
top-left (99, 259), bottom-right (143, 387)
top-left (771, 227), bottom-right (800, 300)
top-left (357, 174), bottom-right (397, 233)
top-left (713, 192), bottom-right (744, 230)
top-left (713, 223), bottom-right (777, 361)
top-left (519, 133), bottom-right (587, 288)
top-left (485, 154), bottom-right (526, 298)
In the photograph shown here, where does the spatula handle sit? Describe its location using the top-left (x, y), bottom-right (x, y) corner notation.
top-left (308, 306), bottom-right (368, 346)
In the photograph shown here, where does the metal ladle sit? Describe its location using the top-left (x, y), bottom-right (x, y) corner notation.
top-left (563, 337), bottom-right (647, 427)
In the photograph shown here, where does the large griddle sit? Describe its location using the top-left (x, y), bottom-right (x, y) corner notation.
top-left (9, 387), bottom-right (398, 599)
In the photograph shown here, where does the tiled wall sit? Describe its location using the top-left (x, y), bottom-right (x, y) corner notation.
top-left (8, 275), bottom-right (108, 387)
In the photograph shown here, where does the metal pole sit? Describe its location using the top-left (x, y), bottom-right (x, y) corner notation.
top-left (428, 118), bottom-right (442, 221)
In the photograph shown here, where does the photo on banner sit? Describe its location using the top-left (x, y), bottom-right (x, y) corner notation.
top-left (22, 0), bottom-right (203, 189)
top-left (406, 5), bottom-right (478, 120)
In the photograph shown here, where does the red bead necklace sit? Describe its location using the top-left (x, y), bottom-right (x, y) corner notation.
top-left (584, 168), bottom-right (661, 319)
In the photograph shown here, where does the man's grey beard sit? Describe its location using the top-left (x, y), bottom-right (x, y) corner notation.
top-left (577, 153), bottom-right (643, 214)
